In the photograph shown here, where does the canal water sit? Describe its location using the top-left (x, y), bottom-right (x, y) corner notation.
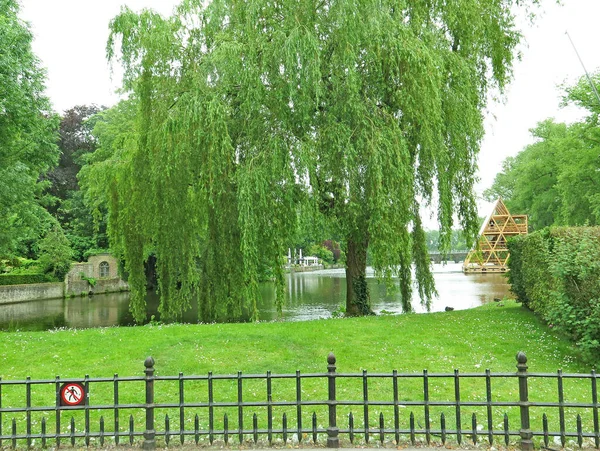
top-left (0, 264), bottom-right (510, 331)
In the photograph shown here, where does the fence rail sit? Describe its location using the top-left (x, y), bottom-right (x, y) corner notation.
top-left (0, 352), bottom-right (598, 449)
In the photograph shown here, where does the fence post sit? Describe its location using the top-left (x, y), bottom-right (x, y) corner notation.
top-left (143, 357), bottom-right (156, 450)
top-left (327, 353), bottom-right (339, 448)
top-left (516, 352), bottom-right (533, 451)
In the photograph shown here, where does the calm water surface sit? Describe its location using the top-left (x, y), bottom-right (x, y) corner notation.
top-left (0, 264), bottom-right (510, 330)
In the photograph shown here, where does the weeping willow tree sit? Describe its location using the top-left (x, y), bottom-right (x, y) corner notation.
top-left (93, 0), bottom-right (538, 321)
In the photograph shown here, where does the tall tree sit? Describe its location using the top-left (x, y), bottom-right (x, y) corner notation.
top-left (89, 0), bottom-right (538, 321)
top-left (485, 72), bottom-right (600, 230)
top-left (0, 0), bottom-right (59, 257)
top-left (45, 105), bottom-right (104, 212)
top-left (78, 100), bottom-right (138, 258)
top-left (45, 105), bottom-right (109, 260)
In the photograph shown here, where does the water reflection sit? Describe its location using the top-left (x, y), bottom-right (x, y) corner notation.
top-left (0, 263), bottom-right (510, 330)
top-left (63, 294), bottom-right (131, 328)
top-left (258, 263), bottom-right (510, 320)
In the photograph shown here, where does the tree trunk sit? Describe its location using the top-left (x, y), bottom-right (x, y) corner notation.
top-left (345, 238), bottom-right (373, 316)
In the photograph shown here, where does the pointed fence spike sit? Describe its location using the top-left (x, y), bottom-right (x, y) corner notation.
top-left (543, 413), bottom-right (549, 448)
top-left (253, 413), bottom-right (258, 444)
top-left (70, 417), bottom-right (75, 447)
top-left (99, 416), bottom-right (105, 447)
top-left (577, 414), bottom-right (583, 448)
top-left (165, 414), bottom-right (170, 446)
top-left (410, 412), bottom-right (415, 445)
top-left (12, 418), bottom-right (17, 449)
top-left (129, 414), bottom-right (134, 445)
top-left (441, 413), bottom-right (446, 445)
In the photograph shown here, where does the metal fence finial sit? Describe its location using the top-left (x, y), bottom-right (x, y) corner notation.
top-left (327, 352), bottom-right (336, 366)
top-left (144, 356), bottom-right (155, 371)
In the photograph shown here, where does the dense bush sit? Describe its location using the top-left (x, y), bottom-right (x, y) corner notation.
top-left (508, 227), bottom-right (600, 362)
top-left (0, 274), bottom-right (53, 285)
top-left (307, 243), bottom-right (334, 264)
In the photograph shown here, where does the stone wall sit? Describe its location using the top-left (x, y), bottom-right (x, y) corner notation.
top-left (64, 254), bottom-right (128, 296)
top-left (0, 254), bottom-right (130, 304)
top-left (0, 283), bottom-right (64, 305)
top-left (94, 278), bottom-right (129, 294)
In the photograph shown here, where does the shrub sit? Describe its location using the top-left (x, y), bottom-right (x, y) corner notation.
top-left (508, 227), bottom-right (600, 362)
top-left (79, 272), bottom-right (97, 287)
top-left (83, 248), bottom-right (111, 260)
top-left (0, 274), bottom-right (53, 285)
top-left (307, 244), bottom-right (334, 264)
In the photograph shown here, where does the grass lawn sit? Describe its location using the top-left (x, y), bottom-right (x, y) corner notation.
top-left (0, 300), bottom-right (595, 448)
top-left (0, 300), bottom-right (585, 378)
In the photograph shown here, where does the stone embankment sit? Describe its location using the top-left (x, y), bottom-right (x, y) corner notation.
top-left (0, 253), bottom-right (128, 304)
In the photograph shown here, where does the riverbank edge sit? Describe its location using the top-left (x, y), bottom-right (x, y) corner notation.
top-left (0, 278), bottom-right (129, 305)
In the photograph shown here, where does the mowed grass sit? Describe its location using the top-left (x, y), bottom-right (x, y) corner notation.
top-left (0, 300), bottom-right (584, 378)
top-left (0, 300), bottom-right (595, 448)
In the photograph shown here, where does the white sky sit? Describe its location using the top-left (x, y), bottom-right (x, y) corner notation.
top-left (19, 0), bottom-right (600, 223)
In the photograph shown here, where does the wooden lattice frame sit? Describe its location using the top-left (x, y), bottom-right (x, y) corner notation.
top-left (463, 198), bottom-right (528, 273)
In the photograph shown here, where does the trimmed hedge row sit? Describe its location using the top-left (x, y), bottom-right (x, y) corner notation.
top-left (0, 274), bottom-right (54, 286)
top-left (508, 227), bottom-right (600, 362)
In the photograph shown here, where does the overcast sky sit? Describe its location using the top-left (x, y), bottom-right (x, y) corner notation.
top-left (19, 0), bottom-right (600, 223)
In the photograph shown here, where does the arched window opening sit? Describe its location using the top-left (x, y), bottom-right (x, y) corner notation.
top-left (99, 261), bottom-right (110, 278)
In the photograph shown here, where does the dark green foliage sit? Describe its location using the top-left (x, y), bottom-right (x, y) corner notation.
top-left (43, 105), bottom-right (109, 261)
top-left (59, 190), bottom-right (109, 261)
top-left (508, 227), bottom-right (600, 363)
top-left (506, 236), bottom-right (527, 304)
top-left (0, 274), bottom-right (53, 285)
top-left (507, 230), bottom-right (553, 316)
top-left (322, 240), bottom-right (343, 263)
top-left (45, 105), bottom-right (104, 213)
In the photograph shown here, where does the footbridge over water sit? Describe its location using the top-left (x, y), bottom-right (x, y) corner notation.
top-left (429, 250), bottom-right (469, 264)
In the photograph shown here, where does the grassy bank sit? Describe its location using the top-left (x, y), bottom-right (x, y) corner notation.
top-left (0, 301), bottom-right (594, 448)
top-left (0, 300), bottom-right (586, 378)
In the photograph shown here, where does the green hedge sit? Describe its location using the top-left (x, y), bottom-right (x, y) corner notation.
top-left (508, 227), bottom-right (600, 362)
top-left (0, 274), bottom-right (54, 286)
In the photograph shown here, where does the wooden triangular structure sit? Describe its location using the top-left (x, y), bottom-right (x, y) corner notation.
top-left (463, 198), bottom-right (528, 273)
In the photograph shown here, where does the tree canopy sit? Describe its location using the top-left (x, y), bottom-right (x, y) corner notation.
top-left (45, 105), bottom-right (104, 209)
top-left (485, 72), bottom-right (600, 230)
top-left (84, 0), bottom-right (539, 322)
top-left (44, 105), bottom-right (111, 261)
top-left (0, 0), bottom-right (59, 257)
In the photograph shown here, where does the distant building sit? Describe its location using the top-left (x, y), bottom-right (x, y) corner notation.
top-left (65, 253), bottom-right (128, 295)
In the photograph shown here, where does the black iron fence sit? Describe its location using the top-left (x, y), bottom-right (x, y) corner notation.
top-left (0, 352), bottom-right (598, 449)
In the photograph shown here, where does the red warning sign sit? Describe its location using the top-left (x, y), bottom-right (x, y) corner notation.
top-left (60, 383), bottom-right (85, 406)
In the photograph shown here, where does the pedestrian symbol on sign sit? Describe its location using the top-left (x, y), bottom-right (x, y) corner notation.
top-left (59, 383), bottom-right (86, 406)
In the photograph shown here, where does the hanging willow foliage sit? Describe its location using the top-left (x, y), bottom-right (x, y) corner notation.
top-left (94, 0), bottom-right (539, 322)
